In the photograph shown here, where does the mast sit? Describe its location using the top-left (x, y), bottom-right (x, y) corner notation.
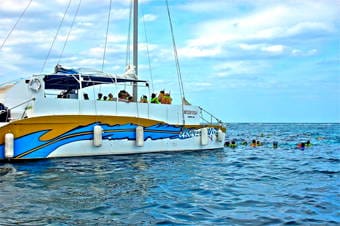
top-left (132, 0), bottom-right (138, 102)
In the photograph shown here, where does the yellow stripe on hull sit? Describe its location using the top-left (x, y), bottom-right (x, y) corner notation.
top-left (0, 115), bottom-right (225, 144)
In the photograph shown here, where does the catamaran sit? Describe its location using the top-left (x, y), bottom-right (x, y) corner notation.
top-left (0, 0), bottom-right (226, 161)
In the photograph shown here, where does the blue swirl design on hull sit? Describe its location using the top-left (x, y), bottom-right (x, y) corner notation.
top-left (0, 123), bottom-right (186, 159)
top-left (0, 146), bottom-right (4, 159)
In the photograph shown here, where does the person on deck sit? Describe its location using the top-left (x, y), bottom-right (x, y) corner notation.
top-left (83, 93), bottom-right (89, 100)
top-left (0, 103), bottom-right (5, 111)
top-left (158, 90), bottom-right (165, 103)
top-left (97, 93), bottom-right (103, 100)
top-left (127, 96), bottom-right (133, 102)
top-left (118, 90), bottom-right (129, 102)
top-left (161, 93), bottom-right (172, 104)
top-left (151, 93), bottom-right (160, 104)
top-left (140, 95), bottom-right (148, 103)
top-left (108, 93), bottom-right (114, 101)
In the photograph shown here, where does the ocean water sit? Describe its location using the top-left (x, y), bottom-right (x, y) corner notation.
top-left (0, 123), bottom-right (339, 225)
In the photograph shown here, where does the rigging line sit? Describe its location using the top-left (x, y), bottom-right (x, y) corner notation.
top-left (0, 0), bottom-right (33, 51)
top-left (102, 0), bottom-right (112, 72)
top-left (57, 0), bottom-right (82, 64)
top-left (41, 0), bottom-right (72, 73)
top-left (92, 80), bottom-right (98, 115)
top-left (141, 5), bottom-right (154, 93)
top-left (165, 0), bottom-right (185, 100)
top-left (125, 0), bottom-right (133, 67)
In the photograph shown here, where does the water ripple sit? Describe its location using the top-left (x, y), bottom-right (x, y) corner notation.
top-left (0, 123), bottom-right (339, 225)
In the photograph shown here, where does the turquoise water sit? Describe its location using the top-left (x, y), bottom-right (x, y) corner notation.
top-left (0, 123), bottom-right (339, 225)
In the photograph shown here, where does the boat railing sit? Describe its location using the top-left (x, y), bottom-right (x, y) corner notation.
top-left (32, 98), bottom-right (200, 125)
top-left (198, 106), bottom-right (224, 127)
top-left (3, 98), bottom-right (35, 121)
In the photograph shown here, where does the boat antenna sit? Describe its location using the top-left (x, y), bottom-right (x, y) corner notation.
top-left (165, 0), bottom-right (186, 103)
top-left (132, 0), bottom-right (138, 102)
top-left (41, 0), bottom-right (72, 73)
top-left (58, 0), bottom-right (82, 64)
top-left (0, 0), bottom-right (33, 51)
top-left (102, 0), bottom-right (113, 72)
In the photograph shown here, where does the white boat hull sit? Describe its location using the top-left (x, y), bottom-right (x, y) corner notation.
top-left (48, 137), bottom-right (222, 158)
top-left (0, 115), bottom-right (225, 160)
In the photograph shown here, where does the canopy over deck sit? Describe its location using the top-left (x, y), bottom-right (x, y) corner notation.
top-left (42, 67), bottom-right (146, 90)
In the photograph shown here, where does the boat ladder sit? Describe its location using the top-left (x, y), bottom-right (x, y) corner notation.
top-left (198, 106), bottom-right (224, 127)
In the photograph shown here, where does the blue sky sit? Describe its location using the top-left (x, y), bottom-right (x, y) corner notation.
top-left (0, 0), bottom-right (339, 122)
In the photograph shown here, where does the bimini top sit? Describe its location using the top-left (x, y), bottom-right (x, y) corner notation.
top-left (41, 66), bottom-right (146, 90)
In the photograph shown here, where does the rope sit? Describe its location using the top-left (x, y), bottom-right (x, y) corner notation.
top-left (141, 5), bottom-right (154, 93)
top-left (102, 0), bottom-right (112, 72)
top-left (0, 0), bottom-right (33, 51)
top-left (41, 0), bottom-right (72, 73)
top-left (165, 0), bottom-right (186, 101)
top-left (125, 0), bottom-right (133, 67)
top-left (124, 0), bottom-right (131, 95)
top-left (57, 0), bottom-right (82, 64)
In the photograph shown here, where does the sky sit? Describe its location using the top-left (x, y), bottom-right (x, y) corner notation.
top-left (0, 0), bottom-right (339, 122)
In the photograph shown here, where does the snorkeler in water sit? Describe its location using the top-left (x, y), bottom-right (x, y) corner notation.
top-left (230, 140), bottom-right (237, 148)
top-left (224, 141), bottom-right (230, 147)
top-left (251, 139), bottom-right (257, 147)
top-left (306, 140), bottom-right (312, 147)
top-left (297, 142), bottom-right (305, 150)
top-left (273, 141), bottom-right (278, 149)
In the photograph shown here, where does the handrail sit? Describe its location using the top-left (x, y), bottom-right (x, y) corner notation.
top-left (9, 98), bottom-right (36, 111)
top-left (0, 98), bottom-right (36, 121)
top-left (198, 106), bottom-right (223, 126)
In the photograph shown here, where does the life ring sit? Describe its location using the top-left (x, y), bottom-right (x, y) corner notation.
top-left (29, 78), bottom-right (41, 92)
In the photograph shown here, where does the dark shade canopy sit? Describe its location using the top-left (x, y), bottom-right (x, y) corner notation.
top-left (43, 74), bottom-right (146, 90)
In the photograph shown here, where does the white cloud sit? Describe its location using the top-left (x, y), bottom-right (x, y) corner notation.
top-left (308, 49), bottom-right (318, 55)
top-left (142, 14), bottom-right (157, 22)
top-left (87, 44), bottom-right (126, 58)
top-left (291, 48), bottom-right (318, 56)
top-left (179, 0), bottom-right (235, 13)
top-left (0, 47), bottom-right (24, 63)
top-left (76, 58), bottom-right (103, 67)
top-left (213, 61), bottom-right (269, 78)
top-left (179, 46), bottom-right (221, 58)
top-left (185, 0), bottom-right (339, 56)
top-left (183, 81), bottom-right (213, 93)
top-left (261, 45), bottom-right (285, 54)
top-left (0, 0), bottom-right (41, 13)
top-left (287, 22), bottom-right (335, 36)
top-left (239, 43), bottom-right (286, 54)
top-left (239, 44), bottom-right (261, 51)
top-left (239, 43), bottom-right (319, 57)
top-left (110, 8), bottom-right (130, 21)
top-left (2, 30), bottom-right (54, 46)
top-left (107, 34), bottom-right (126, 43)
top-left (193, 82), bottom-right (212, 87)
top-left (138, 42), bottom-right (158, 52)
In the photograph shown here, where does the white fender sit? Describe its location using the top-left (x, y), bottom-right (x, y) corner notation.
top-left (217, 129), bottom-right (225, 142)
top-left (93, 125), bottom-right (103, 147)
top-left (201, 128), bottom-right (208, 146)
top-left (5, 133), bottom-right (14, 159)
top-left (136, 126), bottom-right (144, 147)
